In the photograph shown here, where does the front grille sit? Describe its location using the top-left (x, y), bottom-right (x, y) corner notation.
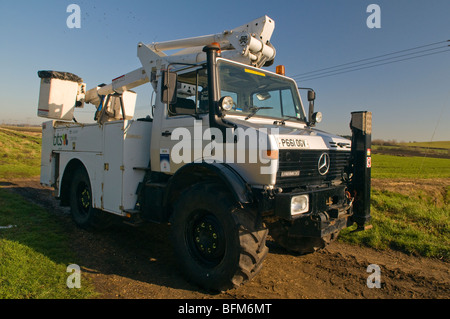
top-left (276, 150), bottom-right (351, 188)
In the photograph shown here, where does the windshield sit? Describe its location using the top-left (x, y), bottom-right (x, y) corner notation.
top-left (217, 59), bottom-right (306, 121)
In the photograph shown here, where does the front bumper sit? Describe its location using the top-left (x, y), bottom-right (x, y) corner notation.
top-left (273, 185), bottom-right (353, 237)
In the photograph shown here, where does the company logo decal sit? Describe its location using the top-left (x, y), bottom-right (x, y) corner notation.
top-left (53, 133), bottom-right (69, 146)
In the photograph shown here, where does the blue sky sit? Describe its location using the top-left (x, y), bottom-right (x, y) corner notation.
top-left (0, 0), bottom-right (449, 142)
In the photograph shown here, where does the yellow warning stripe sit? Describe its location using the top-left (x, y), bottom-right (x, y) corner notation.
top-left (245, 69), bottom-right (266, 77)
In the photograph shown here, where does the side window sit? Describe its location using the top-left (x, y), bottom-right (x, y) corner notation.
top-left (169, 68), bottom-right (208, 117)
top-left (197, 83), bottom-right (209, 113)
top-left (196, 68), bottom-right (208, 113)
top-left (280, 89), bottom-right (299, 118)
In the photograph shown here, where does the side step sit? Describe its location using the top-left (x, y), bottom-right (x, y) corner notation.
top-left (141, 182), bottom-right (167, 223)
top-left (123, 209), bottom-right (145, 227)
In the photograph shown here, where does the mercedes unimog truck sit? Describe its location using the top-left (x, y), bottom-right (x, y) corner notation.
top-left (37, 16), bottom-right (372, 291)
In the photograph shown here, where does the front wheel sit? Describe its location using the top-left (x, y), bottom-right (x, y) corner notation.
top-left (171, 182), bottom-right (268, 291)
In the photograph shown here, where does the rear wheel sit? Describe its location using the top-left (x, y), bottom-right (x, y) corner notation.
top-left (171, 182), bottom-right (268, 291)
top-left (69, 167), bottom-right (110, 230)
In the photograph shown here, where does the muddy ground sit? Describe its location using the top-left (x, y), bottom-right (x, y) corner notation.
top-left (3, 178), bottom-right (449, 300)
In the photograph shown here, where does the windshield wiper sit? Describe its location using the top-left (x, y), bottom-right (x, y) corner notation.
top-left (245, 107), bottom-right (273, 120)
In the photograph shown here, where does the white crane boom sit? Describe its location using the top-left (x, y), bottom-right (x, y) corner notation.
top-left (85, 16), bottom-right (276, 106)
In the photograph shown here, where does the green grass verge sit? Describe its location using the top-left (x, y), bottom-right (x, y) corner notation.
top-left (340, 189), bottom-right (450, 260)
top-left (341, 152), bottom-right (450, 259)
top-left (372, 154), bottom-right (450, 179)
top-left (0, 128), bottom-right (41, 179)
top-left (0, 188), bottom-right (96, 299)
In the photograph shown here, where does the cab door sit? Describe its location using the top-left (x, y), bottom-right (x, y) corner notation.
top-left (158, 67), bottom-right (211, 174)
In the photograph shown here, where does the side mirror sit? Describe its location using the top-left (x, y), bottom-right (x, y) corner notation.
top-left (307, 90), bottom-right (316, 102)
top-left (298, 87), bottom-right (319, 126)
top-left (161, 70), bottom-right (177, 104)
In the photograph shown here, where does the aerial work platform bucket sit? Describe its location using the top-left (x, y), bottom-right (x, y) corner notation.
top-left (37, 70), bottom-right (84, 121)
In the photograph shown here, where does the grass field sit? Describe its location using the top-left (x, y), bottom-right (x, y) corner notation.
top-left (340, 185), bottom-right (449, 260)
top-left (372, 140), bottom-right (449, 159)
top-left (0, 126), bottom-right (97, 298)
top-left (0, 126), bottom-right (41, 179)
top-left (372, 154), bottom-right (450, 179)
top-left (0, 188), bottom-right (96, 298)
top-left (339, 144), bottom-right (450, 260)
top-left (401, 141), bottom-right (450, 149)
top-left (0, 126), bottom-right (449, 297)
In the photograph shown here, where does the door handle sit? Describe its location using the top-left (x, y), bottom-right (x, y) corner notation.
top-left (161, 130), bottom-right (172, 137)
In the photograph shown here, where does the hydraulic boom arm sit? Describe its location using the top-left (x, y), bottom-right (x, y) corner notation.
top-left (85, 16), bottom-right (276, 106)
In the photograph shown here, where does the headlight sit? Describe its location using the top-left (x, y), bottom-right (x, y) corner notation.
top-left (218, 96), bottom-right (234, 111)
top-left (312, 111), bottom-right (322, 124)
top-left (291, 195), bottom-right (309, 216)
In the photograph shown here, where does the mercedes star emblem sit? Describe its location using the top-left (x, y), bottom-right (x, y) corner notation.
top-left (318, 153), bottom-right (330, 175)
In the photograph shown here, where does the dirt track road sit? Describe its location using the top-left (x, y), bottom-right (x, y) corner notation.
top-left (4, 178), bottom-right (449, 299)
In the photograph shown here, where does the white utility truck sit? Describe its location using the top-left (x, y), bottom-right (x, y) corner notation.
top-left (38, 16), bottom-right (372, 291)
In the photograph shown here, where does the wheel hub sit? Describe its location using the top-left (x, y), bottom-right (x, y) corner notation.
top-left (77, 182), bottom-right (91, 214)
top-left (195, 221), bottom-right (219, 255)
top-left (188, 212), bottom-right (225, 266)
top-left (81, 189), bottom-right (90, 209)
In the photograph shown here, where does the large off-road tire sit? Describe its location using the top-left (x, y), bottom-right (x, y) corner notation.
top-left (69, 167), bottom-right (110, 230)
top-left (171, 182), bottom-right (268, 291)
top-left (268, 220), bottom-right (339, 255)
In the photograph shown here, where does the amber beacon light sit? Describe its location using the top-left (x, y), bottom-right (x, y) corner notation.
top-left (276, 65), bottom-right (285, 75)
